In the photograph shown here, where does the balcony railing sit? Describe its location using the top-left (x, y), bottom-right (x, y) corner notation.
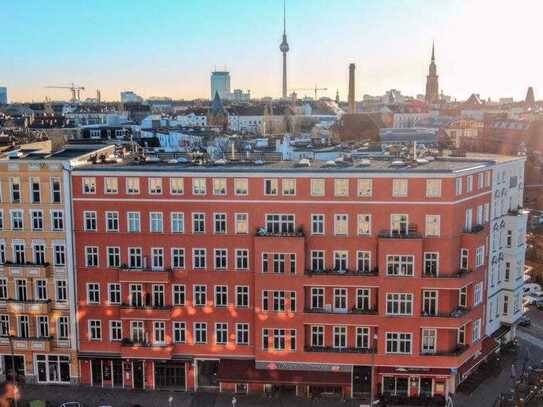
top-left (2, 261), bottom-right (50, 268)
top-left (117, 265), bottom-right (173, 273)
top-left (378, 230), bottom-right (422, 239)
top-left (304, 307), bottom-right (378, 315)
top-left (120, 338), bottom-right (171, 347)
top-left (463, 224), bottom-right (485, 234)
top-left (120, 303), bottom-right (172, 310)
top-left (423, 269), bottom-right (471, 278)
top-left (421, 307), bottom-right (470, 318)
top-left (304, 345), bottom-right (375, 354)
top-left (305, 268), bottom-right (378, 277)
top-left (255, 227), bottom-right (305, 238)
top-left (421, 344), bottom-right (469, 356)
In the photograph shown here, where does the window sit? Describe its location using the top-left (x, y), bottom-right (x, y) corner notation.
top-left (194, 285), bottom-right (207, 306)
top-left (264, 179), bottom-right (278, 195)
top-left (472, 319), bottom-right (481, 342)
top-left (236, 286), bottom-right (249, 308)
top-left (386, 332), bottom-right (412, 354)
top-left (173, 322), bottom-right (186, 343)
top-left (311, 179), bottom-right (325, 196)
top-left (356, 288), bottom-right (371, 310)
top-left (89, 320), bottom-right (102, 340)
top-left (130, 321), bottom-right (144, 342)
top-left (386, 293), bottom-right (413, 315)
top-left (311, 288), bottom-right (324, 309)
top-left (357, 251), bottom-right (371, 273)
top-left (392, 179), bottom-right (408, 197)
top-left (170, 177), bottom-right (184, 194)
top-left (104, 177), bottom-right (118, 194)
top-left (214, 213), bottom-right (227, 234)
top-left (311, 251), bottom-right (325, 271)
top-left (85, 246), bottom-right (98, 267)
top-left (55, 280), bottom-right (67, 302)
top-left (51, 210), bottom-right (64, 231)
top-left (334, 214), bottom-right (348, 236)
top-left (262, 329), bottom-right (270, 351)
top-left (358, 179), bottom-right (372, 197)
top-left (0, 211), bottom-right (3, 230)
top-left (87, 283), bottom-right (100, 304)
top-left (333, 288), bottom-right (347, 311)
top-left (334, 251), bottom-right (348, 272)
top-left (474, 282), bottom-right (483, 306)
top-left (192, 213), bottom-right (205, 233)
top-left (106, 211), bottom-right (119, 232)
top-left (467, 175), bottom-right (473, 193)
top-left (357, 214), bottom-right (371, 236)
top-left (51, 177), bottom-right (61, 203)
top-left (478, 172), bottom-right (484, 189)
top-left (282, 179), bottom-right (296, 195)
top-left (0, 315), bottom-right (9, 337)
top-left (311, 326), bottom-right (324, 347)
top-left (107, 247), bottom-right (120, 268)
top-left (35, 280), bottom-right (48, 300)
top-left (126, 177), bottom-right (140, 194)
top-left (459, 287), bottom-right (467, 308)
top-left (458, 325), bottom-right (466, 345)
top-left (333, 326), bottom-right (347, 349)
top-left (505, 262), bottom-right (511, 282)
top-left (31, 243), bottom-right (45, 265)
top-left (386, 255), bottom-right (414, 276)
top-left (311, 214), bottom-right (324, 235)
top-left (213, 178), bottom-right (227, 195)
top-left (425, 215), bottom-right (440, 237)
top-left (129, 284), bottom-right (143, 307)
top-left (273, 291), bottom-right (285, 311)
top-left (235, 213), bottom-right (248, 234)
top-left (128, 247), bottom-right (142, 269)
top-left (193, 248), bottom-right (207, 269)
top-left (421, 329), bottom-right (436, 354)
top-left (56, 316), bottom-right (69, 340)
top-left (334, 179), bottom-right (349, 196)
top-left (426, 179), bottom-right (442, 197)
top-left (475, 246), bottom-right (485, 267)
top-left (35, 315), bottom-right (48, 338)
top-left (460, 248), bottom-right (469, 270)
top-left (390, 214), bottom-right (408, 234)
top-left (127, 212), bottom-right (141, 232)
top-left (170, 212), bottom-right (185, 233)
top-left (10, 210), bottom-right (23, 231)
top-left (0, 243), bottom-right (4, 265)
top-left (265, 214), bottom-right (294, 234)
top-left (424, 252), bottom-right (439, 276)
top-left (194, 322), bottom-right (207, 344)
top-left (422, 290), bottom-right (438, 316)
top-left (356, 327), bottom-right (370, 349)
top-left (149, 178), bottom-right (163, 194)
top-left (150, 212), bottom-right (163, 233)
top-left (235, 249), bottom-right (249, 270)
top-left (273, 328), bottom-right (285, 350)
top-left (9, 178), bottom-right (21, 203)
top-left (215, 322), bottom-right (228, 344)
top-left (17, 315), bottom-right (29, 338)
top-left (465, 208), bottom-right (473, 232)
top-left (31, 210), bottom-right (44, 231)
top-left (192, 178), bottom-right (207, 195)
top-left (171, 248), bottom-right (185, 269)
top-left (108, 283), bottom-right (121, 304)
top-left (84, 211), bottom-right (97, 231)
top-left (234, 178), bottom-right (248, 195)
top-left (151, 248), bottom-right (164, 270)
top-left (215, 285), bottom-right (228, 306)
top-left (455, 178), bottom-right (463, 195)
top-left (82, 177), bottom-right (96, 194)
top-left (173, 285), bottom-right (185, 306)
top-left (13, 243), bottom-right (25, 264)
top-left (153, 321), bottom-right (166, 344)
top-left (236, 323), bottom-right (249, 345)
top-left (110, 321), bottom-right (122, 341)
top-left (506, 230), bottom-right (512, 248)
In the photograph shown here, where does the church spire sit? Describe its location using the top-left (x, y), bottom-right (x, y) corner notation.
top-left (431, 41), bottom-right (435, 62)
top-left (425, 42), bottom-right (439, 104)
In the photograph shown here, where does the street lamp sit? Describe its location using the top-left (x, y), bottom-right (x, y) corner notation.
top-left (370, 333), bottom-right (378, 406)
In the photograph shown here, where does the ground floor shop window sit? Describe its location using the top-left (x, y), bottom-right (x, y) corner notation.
top-left (235, 383), bottom-right (248, 394)
top-left (382, 376), bottom-right (408, 396)
top-left (155, 362), bottom-right (185, 389)
top-left (420, 378), bottom-right (433, 397)
top-left (36, 355), bottom-right (70, 383)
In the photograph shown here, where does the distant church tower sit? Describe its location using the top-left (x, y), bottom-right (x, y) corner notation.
top-left (425, 42), bottom-right (439, 104)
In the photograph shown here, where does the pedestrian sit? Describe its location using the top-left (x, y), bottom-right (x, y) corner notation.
top-left (232, 395), bottom-right (237, 406)
top-left (511, 363), bottom-right (517, 379)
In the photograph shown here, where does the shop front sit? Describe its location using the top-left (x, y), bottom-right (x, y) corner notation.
top-left (35, 354), bottom-right (71, 384)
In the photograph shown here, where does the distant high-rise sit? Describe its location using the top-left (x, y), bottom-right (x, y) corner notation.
top-left (279, 0), bottom-right (289, 98)
top-left (120, 91), bottom-right (143, 103)
top-left (425, 42), bottom-right (439, 104)
top-left (348, 63), bottom-right (355, 114)
top-left (0, 87), bottom-right (7, 105)
top-left (525, 86), bottom-right (535, 108)
top-left (210, 71), bottom-right (231, 100)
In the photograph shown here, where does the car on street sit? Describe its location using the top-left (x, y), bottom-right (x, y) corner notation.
top-left (60, 403), bottom-right (81, 407)
top-left (524, 293), bottom-right (543, 305)
top-left (519, 316), bottom-right (531, 327)
top-left (536, 300), bottom-right (543, 310)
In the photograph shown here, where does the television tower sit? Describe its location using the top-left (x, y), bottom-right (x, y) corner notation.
top-left (279, 0), bottom-right (289, 98)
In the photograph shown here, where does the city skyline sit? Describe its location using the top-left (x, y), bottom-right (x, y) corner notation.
top-left (0, 0), bottom-right (541, 102)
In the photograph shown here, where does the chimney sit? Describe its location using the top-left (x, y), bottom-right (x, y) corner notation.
top-left (348, 63), bottom-right (355, 114)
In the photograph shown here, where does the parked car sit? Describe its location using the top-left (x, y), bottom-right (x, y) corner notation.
top-left (524, 283), bottom-right (542, 296)
top-left (59, 403), bottom-right (80, 407)
top-left (536, 300), bottom-right (543, 310)
top-left (524, 294), bottom-right (543, 305)
top-left (519, 316), bottom-right (531, 327)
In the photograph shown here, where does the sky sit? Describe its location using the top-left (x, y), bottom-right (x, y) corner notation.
top-left (0, 0), bottom-right (541, 103)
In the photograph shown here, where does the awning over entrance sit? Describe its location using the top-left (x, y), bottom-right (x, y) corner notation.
top-left (78, 352), bottom-right (122, 359)
top-left (377, 366), bottom-right (451, 378)
top-left (218, 359), bottom-right (350, 386)
top-left (458, 336), bottom-right (499, 380)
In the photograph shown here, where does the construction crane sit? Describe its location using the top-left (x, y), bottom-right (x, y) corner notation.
top-left (289, 85), bottom-right (328, 100)
top-left (44, 83), bottom-right (85, 103)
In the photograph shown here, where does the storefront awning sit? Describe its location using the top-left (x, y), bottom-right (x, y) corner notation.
top-left (78, 352), bottom-right (122, 359)
top-left (218, 359), bottom-right (350, 386)
top-left (377, 366), bottom-right (451, 378)
top-left (459, 336), bottom-right (499, 380)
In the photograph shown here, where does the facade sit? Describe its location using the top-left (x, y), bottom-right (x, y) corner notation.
top-left (210, 71), bottom-right (231, 100)
top-left (425, 44), bottom-right (439, 104)
top-left (70, 153), bottom-right (525, 400)
top-left (0, 143), bottom-right (113, 385)
top-left (0, 87), bottom-right (7, 105)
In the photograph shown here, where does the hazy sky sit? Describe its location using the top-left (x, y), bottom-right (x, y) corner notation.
top-left (0, 0), bottom-right (541, 102)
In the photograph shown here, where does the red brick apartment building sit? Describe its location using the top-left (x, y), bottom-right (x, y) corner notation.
top-left (72, 157), bottom-right (495, 401)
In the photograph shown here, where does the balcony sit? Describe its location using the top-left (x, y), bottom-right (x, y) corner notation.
top-left (421, 344), bottom-right (469, 357)
top-left (255, 226), bottom-right (305, 238)
top-left (120, 338), bottom-right (173, 359)
top-left (305, 268), bottom-right (378, 277)
top-left (4, 262), bottom-right (51, 279)
top-left (421, 307), bottom-right (470, 318)
top-left (10, 336), bottom-right (53, 352)
top-left (120, 304), bottom-right (172, 318)
top-left (304, 306), bottom-right (378, 315)
top-left (463, 224), bottom-right (485, 234)
top-left (7, 299), bottom-right (51, 314)
top-left (422, 269), bottom-right (471, 279)
top-left (378, 230), bottom-right (422, 239)
top-left (304, 345), bottom-right (375, 354)
top-left (117, 266), bottom-right (172, 283)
